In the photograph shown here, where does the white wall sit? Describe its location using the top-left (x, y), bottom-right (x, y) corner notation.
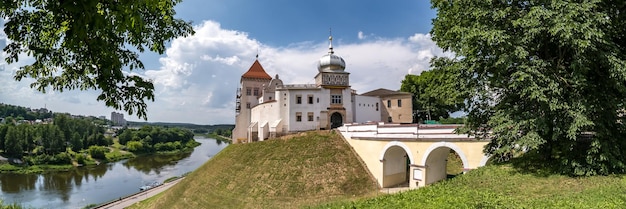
top-left (250, 101), bottom-right (280, 140)
top-left (353, 95), bottom-right (381, 123)
top-left (281, 88), bottom-right (323, 132)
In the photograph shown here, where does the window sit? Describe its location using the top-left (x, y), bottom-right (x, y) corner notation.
top-left (388, 116), bottom-right (393, 122)
top-left (246, 87), bottom-right (252, 96)
top-left (387, 100), bottom-right (391, 107)
top-left (246, 102), bottom-right (251, 108)
top-left (296, 95), bottom-right (302, 104)
top-left (253, 88), bottom-right (259, 96)
top-left (397, 99), bottom-right (402, 107)
top-left (296, 112), bottom-right (302, 122)
top-left (331, 95), bottom-right (342, 104)
top-left (269, 96), bottom-right (272, 100)
top-left (308, 95), bottom-right (314, 104)
top-left (317, 98), bottom-right (319, 103)
top-left (308, 112), bottom-right (314, 121)
top-left (376, 103), bottom-right (379, 111)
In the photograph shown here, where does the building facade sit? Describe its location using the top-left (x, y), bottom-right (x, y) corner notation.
top-left (232, 36), bottom-right (413, 143)
top-left (110, 112), bottom-right (127, 126)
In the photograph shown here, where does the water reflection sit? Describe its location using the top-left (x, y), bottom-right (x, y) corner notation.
top-left (0, 137), bottom-right (227, 208)
top-left (123, 152), bottom-right (192, 175)
top-left (0, 174), bottom-right (37, 193)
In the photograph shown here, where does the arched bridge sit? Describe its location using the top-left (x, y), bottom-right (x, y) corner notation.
top-left (338, 123), bottom-right (490, 189)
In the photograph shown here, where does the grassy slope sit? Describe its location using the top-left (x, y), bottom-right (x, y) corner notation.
top-left (314, 164), bottom-right (626, 209)
top-left (130, 131), bottom-right (378, 209)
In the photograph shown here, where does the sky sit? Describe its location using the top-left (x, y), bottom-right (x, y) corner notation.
top-left (0, 0), bottom-right (452, 125)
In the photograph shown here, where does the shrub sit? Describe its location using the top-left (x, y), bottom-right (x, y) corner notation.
top-left (88, 146), bottom-right (109, 159)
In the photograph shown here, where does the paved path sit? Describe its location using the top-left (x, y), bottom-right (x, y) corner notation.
top-left (95, 177), bottom-right (184, 209)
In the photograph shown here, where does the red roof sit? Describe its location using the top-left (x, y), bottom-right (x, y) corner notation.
top-left (242, 60), bottom-right (272, 79)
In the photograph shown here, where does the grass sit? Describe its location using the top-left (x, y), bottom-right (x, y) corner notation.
top-left (0, 162), bottom-right (74, 174)
top-left (312, 160), bottom-right (626, 209)
top-left (128, 131), bottom-right (626, 209)
top-left (129, 130), bottom-right (379, 209)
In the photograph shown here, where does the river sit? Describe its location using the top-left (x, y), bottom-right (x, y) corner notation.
top-left (0, 136), bottom-right (228, 209)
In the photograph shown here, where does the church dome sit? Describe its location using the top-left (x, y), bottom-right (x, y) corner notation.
top-left (317, 36), bottom-right (346, 72)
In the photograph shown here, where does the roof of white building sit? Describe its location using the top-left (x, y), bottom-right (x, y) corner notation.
top-left (242, 59), bottom-right (272, 79)
top-left (361, 88), bottom-right (412, 97)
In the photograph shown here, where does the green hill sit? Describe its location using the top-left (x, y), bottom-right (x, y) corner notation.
top-left (314, 162), bottom-right (626, 209)
top-left (130, 131), bottom-right (379, 209)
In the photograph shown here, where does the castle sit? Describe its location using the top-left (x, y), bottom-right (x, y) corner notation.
top-left (232, 36), bottom-right (413, 143)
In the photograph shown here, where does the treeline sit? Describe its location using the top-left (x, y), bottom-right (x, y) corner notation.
top-left (128, 121), bottom-right (233, 135)
top-left (0, 103), bottom-right (53, 121)
top-left (0, 114), bottom-right (109, 164)
top-left (117, 126), bottom-right (197, 153)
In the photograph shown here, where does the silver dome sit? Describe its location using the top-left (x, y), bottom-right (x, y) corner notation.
top-left (317, 35), bottom-right (346, 72)
top-left (317, 53), bottom-right (346, 72)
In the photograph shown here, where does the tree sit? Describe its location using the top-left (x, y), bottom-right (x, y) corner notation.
top-left (400, 66), bottom-right (465, 122)
top-left (4, 126), bottom-right (22, 157)
top-left (430, 0), bottom-right (626, 175)
top-left (1, 1), bottom-right (194, 119)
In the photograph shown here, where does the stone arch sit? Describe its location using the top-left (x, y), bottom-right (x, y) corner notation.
top-left (479, 154), bottom-right (491, 167)
top-left (420, 142), bottom-right (469, 168)
top-left (330, 112), bottom-right (343, 129)
top-left (421, 142), bottom-right (470, 185)
top-left (379, 141), bottom-right (415, 164)
top-left (379, 141), bottom-right (414, 188)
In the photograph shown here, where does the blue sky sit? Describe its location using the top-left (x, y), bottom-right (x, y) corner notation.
top-left (0, 0), bottom-right (451, 125)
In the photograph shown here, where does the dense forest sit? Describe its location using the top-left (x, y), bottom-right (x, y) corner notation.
top-left (0, 113), bottom-right (110, 165)
top-left (0, 104), bottom-right (199, 169)
top-left (117, 126), bottom-right (198, 153)
top-left (0, 103), bottom-right (54, 121)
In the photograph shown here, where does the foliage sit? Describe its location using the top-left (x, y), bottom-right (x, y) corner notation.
top-left (400, 68), bottom-right (466, 122)
top-left (438, 117), bottom-right (465, 125)
top-left (1, 0), bottom-right (194, 119)
top-left (120, 126), bottom-right (196, 153)
top-left (88, 146), bottom-right (109, 160)
top-left (0, 113), bottom-right (108, 158)
top-left (0, 199), bottom-right (24, 209)
top-left (430, 0), bottom-right (626, 175)
top-left (0, 103), bottom-right (53, 120)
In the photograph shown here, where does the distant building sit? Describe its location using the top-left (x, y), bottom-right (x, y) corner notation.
top-left (111, 112), bottom-right (127, 126)
top-left (232, 35), bottom-right (413, 143)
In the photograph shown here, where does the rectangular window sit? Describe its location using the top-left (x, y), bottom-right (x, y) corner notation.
top-left (308, 95), bottom-right (314, 104)
top-left (296, 95), bottom-right (302, 104)
top-left (308, 112), bottom-right (314, 121)
top-left (397, 99), bottom-right (402, 107)
top-left (331, 95), bottom-right (342, 104)
top-left (376, 103), bottom-right (379, 111)
top-left (296, 112), bottom-right (302, 122)
top-left (388, 116), bottom-right (393, 122)
top-left (246, 88), bottom-right (252, 96)
top-left (387, 100), bottom-right (391, 107)
top-left (246, 102), bottom-right (251, 108)
top-left (253, 88), bottom-right (259, 96)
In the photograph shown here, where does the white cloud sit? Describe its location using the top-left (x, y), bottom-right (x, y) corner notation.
top-left (357, 31), bottom-right (366, 40)
top-left (1, 19), bottom-right (451, 125)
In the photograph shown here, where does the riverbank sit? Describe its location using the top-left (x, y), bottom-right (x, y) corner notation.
top-left (0, 141), bottom-right (200, 174)
top-left (94, 177), bottom-right (185, 209)
top-left (206, 134), bottom-right (232, 144)
top-left (0, 137), bottom-right (227, 209)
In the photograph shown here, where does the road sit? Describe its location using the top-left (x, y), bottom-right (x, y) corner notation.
top-left (95, 177), bottom-right (184, 209)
